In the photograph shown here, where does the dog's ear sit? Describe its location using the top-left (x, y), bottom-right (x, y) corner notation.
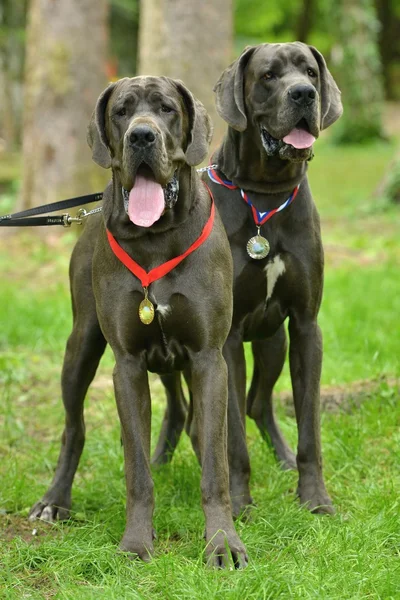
top-left (87, 82), bottom-right (117, 169)
top-left (213, 46), bottom-right (257, 132)
top-left (174, 80), bottom-right (213, 166)
top-left (308, 46), bottom-right (343, 130)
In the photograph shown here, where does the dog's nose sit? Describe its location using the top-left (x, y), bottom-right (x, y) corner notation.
top-left (129, 125), bottom-right (156, 148)
top-left (288, 85), bottom-right (316, 107)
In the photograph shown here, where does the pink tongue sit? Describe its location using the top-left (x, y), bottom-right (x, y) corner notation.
top-left (282, 128), bottom-right (315, 149)
top-left (128, 175), bottom-right (165, 227)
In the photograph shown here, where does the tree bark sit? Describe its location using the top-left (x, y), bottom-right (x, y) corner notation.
top-left (0, 0), bottom-right (26, 150)
top-left (332, 0), bottom-right (385, 144)
top-left (296, 0), bottom-right (315, 43)
top-left (19, 0), bottom-right (109, 215)
top-left (375, 0), bottom-right (399, 99)
top-left (138, 0), bottom-right (233, 149)
top-left (0, 45), bottom-right (16, 151)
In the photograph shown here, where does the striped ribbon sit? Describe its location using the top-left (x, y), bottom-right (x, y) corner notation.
top-left (207, 166), bottom-right (299, 227)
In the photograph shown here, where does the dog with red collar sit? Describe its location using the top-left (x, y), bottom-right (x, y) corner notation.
top-left (29, 76), bottom-right (247, 568)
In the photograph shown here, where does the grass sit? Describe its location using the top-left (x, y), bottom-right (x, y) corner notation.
top-left (1, 136), bottom-right (400, 598)
top-left (1, 380), bottom-right (399, 598)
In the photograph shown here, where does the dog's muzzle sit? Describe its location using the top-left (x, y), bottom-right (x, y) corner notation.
top-left (260, 126), bottom-right (314, 163)
top-left (122, 171), bottom-right (179, 215)
top-left (260, 127), bottom-right (282, 156)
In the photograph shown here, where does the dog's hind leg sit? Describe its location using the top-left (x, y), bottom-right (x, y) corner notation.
top-left (183, 370), bottom-right (202, 463)
top-left (30, 237), bottom-right (106, 522)
top-left (151, 372), bottom-right (188, 465)
top-left (247, 326), bottom-right (297, 470)
top-left (224, 332), bottom-right (253, 518)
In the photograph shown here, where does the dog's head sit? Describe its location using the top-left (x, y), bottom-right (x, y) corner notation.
top-left (88, 76), bottom-right (212, 227)
top-left (214, 42), bottom-right (342, 163)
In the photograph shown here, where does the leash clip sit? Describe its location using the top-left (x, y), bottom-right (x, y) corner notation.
top-left (62, 208), bottom-right (87, 227)
top-left (196, 164), bottom-right (218, 173)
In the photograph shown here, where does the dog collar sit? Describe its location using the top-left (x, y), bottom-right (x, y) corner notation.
top-left (107, 183), bottom-right (215, 325)
top-left (207, 165), bottom-right (299, 260)
top-left (122, 171), bottom-right (180, 215)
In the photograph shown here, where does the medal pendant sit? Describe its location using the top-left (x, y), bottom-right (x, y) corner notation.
top-left (246, 228), bottom-right (270, 260)
top-left (139, 288), bottom-right (155, 325)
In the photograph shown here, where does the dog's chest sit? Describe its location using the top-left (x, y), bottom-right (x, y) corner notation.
top-left (264, 255), bottom-right (286, 301)
top-left (235, 252), bottom-right (290, 339)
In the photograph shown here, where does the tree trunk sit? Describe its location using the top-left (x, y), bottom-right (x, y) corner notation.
top-left (138, 0), bottom-right (233, 149)
top-left (19, 0), bottom-right (109, 215)
top-left (332, 0), bottom-right (385, 144)
top-left (296, 0), bottom-right (315, 43)
top-left (0, 0), bottom-right (26, 150)
top-left (375, 0), bottom-right (399, 100)
top-left (0, 46), bottom-right (16, 151)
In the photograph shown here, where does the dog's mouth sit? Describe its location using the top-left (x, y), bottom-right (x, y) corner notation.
top-left (282, 118), bottom-right (316, 149)
top-left (260, 118), bottom-right (317, 162)
top-left (260, 126), bottom-right (281, 156)
top-left (122, 164), bottom-right (179, 228)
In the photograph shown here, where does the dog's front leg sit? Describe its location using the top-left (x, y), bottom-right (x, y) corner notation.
top-left (113, 354), bottom-right (155, 560)
top-left (190, 349), bottom-right (248, 568)
top-left (288, 317), bottom-right (334, 514)
top-left (29, 315), bottom-right (107, 523)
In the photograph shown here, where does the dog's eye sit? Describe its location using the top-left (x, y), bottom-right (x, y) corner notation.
top-left (161, 104), bottom-right (174, 113)
top-left (115, 108), bottom-right (126, 117)
top-left (307, 68), bottom-right (317, 78)
top-left (263, 72), bottom-right (275, 81)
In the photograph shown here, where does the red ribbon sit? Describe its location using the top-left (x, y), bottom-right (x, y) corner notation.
top-left (107, 184), bottom-right (215, 288)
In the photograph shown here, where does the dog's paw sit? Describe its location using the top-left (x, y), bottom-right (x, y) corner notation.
top-left (29, 500), bottom-right (70, 523)
top-left (119, 531), bottom-right (155, 562)
top-left (297, 484), bottom-right (335, 515)
top-left (205, 530), bottom-right (248, 569)
top-left (231, 498), bottom-right (255, 523)
top-left (150, 449), bottom-right (173, 467)
top-left (277, 449), bottom-right (297, 471)
top-left (118, 541), bottom-right (154, 563)
top-left (231, 491), bottom-right (254, 521)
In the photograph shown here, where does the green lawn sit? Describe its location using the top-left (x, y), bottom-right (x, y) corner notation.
top-left (1, 138), bottom-right (399, 598)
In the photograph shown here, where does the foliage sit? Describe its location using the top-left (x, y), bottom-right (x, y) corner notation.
top-left (110, 0), bottom-right (139, 76)
top-left (380, 152), bottom-right (400, 203)
top-left (235, 0), bottom-right (299, 40)
top-left (0, 0), bottom-right (27, 48)
top-left (331, 0), bottom-right (385, 144)
top-left (234, 0), bottom-right (335, 55)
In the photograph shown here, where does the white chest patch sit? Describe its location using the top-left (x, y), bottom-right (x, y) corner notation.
top-left (156, 303), bottom-right (172, 318)
top-left (264, 255), bottom-right (286, 301)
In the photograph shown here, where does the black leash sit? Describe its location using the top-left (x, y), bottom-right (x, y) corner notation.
top-left (0, 192), bottom-right (103, 227)
top-left (0, 166), bottom-right (216, 228)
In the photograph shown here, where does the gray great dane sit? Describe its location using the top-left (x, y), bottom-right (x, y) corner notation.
top-left (158, 42), bottom-right (343, 516)
top-left (29, 76), bottom-right (247, 567)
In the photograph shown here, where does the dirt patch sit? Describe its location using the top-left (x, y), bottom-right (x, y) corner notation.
top-left (83, 372), bottom-right (400, 415)
top-left (278, 376), bottom-right (399, 415)
top-left (0, 512), bottom-right (61, 544)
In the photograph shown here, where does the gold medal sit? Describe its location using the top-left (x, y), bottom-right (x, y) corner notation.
top-left (246, 227), bottom-right (270, 260)
top-left (139, 288), bottom-right (154, 325)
